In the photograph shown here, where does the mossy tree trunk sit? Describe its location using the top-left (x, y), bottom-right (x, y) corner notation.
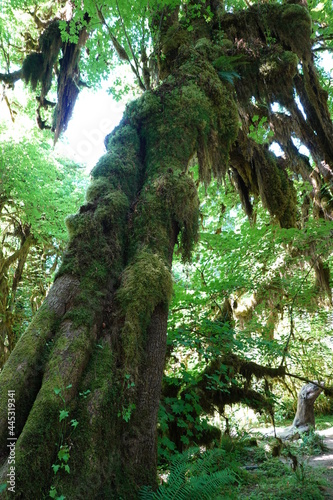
top-left (1, 2), bottom-right (333, 498)
top-left (0, 44), bottom-right (237, 497)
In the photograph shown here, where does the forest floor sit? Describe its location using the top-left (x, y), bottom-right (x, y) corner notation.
top-left (308, 427), bottom-right (333, 499)
top-left (249, 424), bottom-right (333, 499)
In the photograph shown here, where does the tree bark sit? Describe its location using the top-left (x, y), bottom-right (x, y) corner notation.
top-left (293, 382), bottom-right (323, 430)
top-left (278, 382), bottom-right (323, 440)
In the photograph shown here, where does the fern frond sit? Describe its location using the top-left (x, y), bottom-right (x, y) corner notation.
top-left (218, 71), bottom-right (241, 84)
top-left (140, 447), bottom-right (240, 500)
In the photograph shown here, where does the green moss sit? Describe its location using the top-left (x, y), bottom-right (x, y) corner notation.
top-left (85, 177), bottom-right (112, 203)
top-left (278, 4), bottom-right (312, 58)
top-left (22, 53), bottom-right (45, 90)
top-left (114, 41), bottom-right (240, 378)
top-left (116, 249), bottom-right (173, 369)
top-left (131, 171), bottom-right (199, 262)
top-left (91, 122), bottom-right (141, 200)
top-left (126, 91), bottom-right (162, 123)
top-left (259, 51), bottom-right (297, 79)
top-left (59, 116), bottom-right (137, 278)
top-left (94, 190), bottom-right (129, 227)
top-left (159, 22), bottom-right (190, 78)
top-left (258, 50), bottom-right (298, 102)
top-left (254, 148), bottom-right (297, 228)
top-left (21, 341), bottom-right (119, 500)
top-left (104, 121), bottom-right (141, 152)
top-left (0, 304), bottom-right (57, 452)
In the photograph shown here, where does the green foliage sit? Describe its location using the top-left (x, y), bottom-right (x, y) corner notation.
top-left (298, 429), bottom-right (327, 456)
top-left (213, 54), bottom-right (246, 84)
top-left (1, 0), bottom-right (333, 496)
top-left (0, 125), bottom-right (86, 242)
top-left (49, 384), bottom-right (79, 498)
top-left (248, 116), bottom-right (274, 145)
top-left (0, 123), bottom-right (86, 363)
top-left (118, 402), bottom-right (136, 422)
top-left (162, 168), bottom-right (333, 453)
top-left (140, 447), bottom-right (240, 500)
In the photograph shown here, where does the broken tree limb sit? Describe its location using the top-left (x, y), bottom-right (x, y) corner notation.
top-left (279, 382), bottom-right (324, 440)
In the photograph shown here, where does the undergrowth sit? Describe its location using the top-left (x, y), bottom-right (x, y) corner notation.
top-left (141, 431), bottom-right (329, 499)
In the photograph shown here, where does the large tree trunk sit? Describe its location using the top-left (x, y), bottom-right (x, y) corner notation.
top-left (0, 40), bottom-right (238, 496)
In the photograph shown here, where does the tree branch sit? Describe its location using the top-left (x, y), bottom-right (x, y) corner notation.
top-left (96, 6), bottom-right (146, 91)
top-left (2, 92), bottom-right (16, 122)
top-left (0, 69), bottom-right (23, 85)
top-left (0, 234), bottom-right (34, 276)
top-left (285, 371), bottom-right (333, 396)
top-left (115, 0), bottom-right (146, 90)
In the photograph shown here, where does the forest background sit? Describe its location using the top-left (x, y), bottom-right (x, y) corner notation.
top-left (0, 0), bottom-right (333, 498)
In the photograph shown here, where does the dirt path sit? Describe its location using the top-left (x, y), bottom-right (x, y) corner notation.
top-left (308, 428), bottom-right (333, 499)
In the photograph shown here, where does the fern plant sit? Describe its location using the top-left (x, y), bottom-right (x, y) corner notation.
top-left (140, 447), bottom-right (240, 500)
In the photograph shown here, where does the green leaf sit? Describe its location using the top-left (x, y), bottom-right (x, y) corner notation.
top-left (71, 419), bottom-right (79, 429)
top-left (52, 464), bottom-right (60, 475)
top-left (58, 446), bottom-right (70, 463)
top-left (49, 486), bottom-right (57, 498)
top-left (59, 410), bottom-right (69, 422)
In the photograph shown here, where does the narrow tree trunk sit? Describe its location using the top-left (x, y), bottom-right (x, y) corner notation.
top-left (0, 235), bottom-right (33, 367)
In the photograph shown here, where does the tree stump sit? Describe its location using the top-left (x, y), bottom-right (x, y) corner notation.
top-left (279, 382), bottom-right (323, 440)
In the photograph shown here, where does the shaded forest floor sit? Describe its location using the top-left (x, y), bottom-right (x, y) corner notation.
top-left (241, 424), bottom-right (333, 499)
top-left (153, 425), bottom-right (333, 499)
top-left (308, 428), bottom-right (333, 499)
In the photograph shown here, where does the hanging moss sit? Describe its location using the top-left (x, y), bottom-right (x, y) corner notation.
top-left (258, 50), bottom-right (298, 103)
top-left (231, 168), bottom-right (254, 219)
top-left (273, 4), bottom-right (312, 59)
top-left (168, 173), bottom-right (200, 261)
top-left (140, 56), bottom-right (238, 184)
top-left (22, 53), bottom-right (45, 90)
top-left (221, 3), bottom-right (312, 60)
top-left (219, 2), bottom-right (312, 109)
top-left (254, 147), bottom-right (297, 228)
top-left (132, 171), bottom-right (199, 262)
top-left (21, 20), bottom-right (62, 97)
